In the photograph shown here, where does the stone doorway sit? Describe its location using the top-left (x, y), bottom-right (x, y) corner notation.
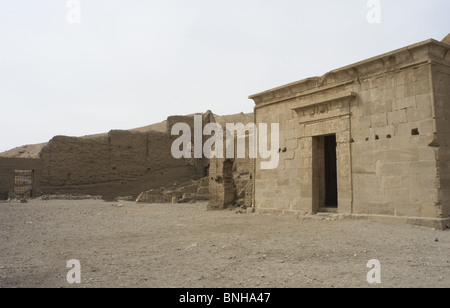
top-left (323, 135), bottom-right (338, 210)
top-left (313, 134), bottom-right (338, 213)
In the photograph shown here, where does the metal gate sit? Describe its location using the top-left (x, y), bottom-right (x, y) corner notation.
top-left (14, 170), bottom-right (33, 198)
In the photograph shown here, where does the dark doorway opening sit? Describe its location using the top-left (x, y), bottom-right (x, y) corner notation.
top-left (323, 135), bottom-right (338, 208)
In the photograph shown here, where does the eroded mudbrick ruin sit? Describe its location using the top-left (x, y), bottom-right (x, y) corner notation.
top-left (0, 111), bottom-right (254, 206)
top-left (1, 34), bottom-right (449, 229)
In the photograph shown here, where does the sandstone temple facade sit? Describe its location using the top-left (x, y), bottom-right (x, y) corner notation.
top-left (249, 36), bottom-right (450, 229)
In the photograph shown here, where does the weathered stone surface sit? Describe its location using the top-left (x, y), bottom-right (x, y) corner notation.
top-left (249, 37), bottom-right (450, 227)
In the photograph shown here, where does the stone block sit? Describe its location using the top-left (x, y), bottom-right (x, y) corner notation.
top-left (397, 122), bottom-right (417, 137)
top-left (387, 110), bottom-right (407, 124)
top-left (277, 178), bottom-right (290, 187)
top-left (354, 190), bottom-right (372, 203)
top-left (415, 93), bottom-right (432, 109)
top-left (420, 204), bottom-right (438, 218)
top-left (414, 79), bottom-right (431, 95)
top-left (395, 203), bottom-right (421, 217)
top-left (283, 150), bottom-right (295, 160)
top-left (285, 158), bottom-right (299, 170)
top-left (396, 96), bottom-right (416, 110)
top-left (338, 199), bottom-right (352, 214)
top-left (381, 176), bottom-right (403, 190)
top-left (395, 84), bottom-right (406, 99)
top-left (405, 82), bottom-right (416, 97)
top-left (409, 161), bottom-right (437, 175)
top-left (417, 119), bottom-right (436, 135)
top-left (368, 190), bottom-right (385, 203)
top-left (352, 201), bottom-right (369, 214)
top-left (382, 149), bottom-right (419, 163)
top-left (377, 162), bottom-right (409, 176)
top-left (338, 189), bottom-right (353, 201)
top-left (285, 128), bottom-right (294, 140)
top-left (337, 178), bottom-right (352, 190)
top-left (401, 175), bottom-right (419, 188)
top-left (413, 66), bottom-right (429, 82)
top-left (356, 175), bottom-right (380, 191)
top-left (374, 99), bottom-right (393, 113)
top-left (418, 174), bottom-right (440, 189)
top-left (386, 189), bottom-right (410, 202)
top-left (371, 113), bottom-right (387, 127)
top-left (295, 126), bottom-right (305, 138)
top-left (407, 108), bottom-right (432, 122)
top-left (286, 139), bottom-right (298, 150)
top-left (409, 188), bottom-right (438, 203)
top-left (300, 188), bottom-right (312, 198)
top-left (368, 202), bottom-right (395, 216)
top-left (373, 125), bottom-right (395, 138)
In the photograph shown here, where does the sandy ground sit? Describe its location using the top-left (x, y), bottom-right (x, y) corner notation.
top-left (0, 199), bottom-right (449, 288)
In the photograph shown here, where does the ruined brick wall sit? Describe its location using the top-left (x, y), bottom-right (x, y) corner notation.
top-left (208, 158), bottom-right (235, 210)
top-left (39, 115), bottom-right (208, 198)
top-left (208, 120), bottom-right (255, 210)
top-left (0, 158), bottom-right (42, 199)
top-left (250, 39), bottom-right (449, 226)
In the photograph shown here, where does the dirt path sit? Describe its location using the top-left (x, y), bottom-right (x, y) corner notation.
top-left (0, 199), bottom-right (449, 288)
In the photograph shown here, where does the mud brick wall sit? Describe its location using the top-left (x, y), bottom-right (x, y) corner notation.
top-left (39, 115), bottom-right (208, 198)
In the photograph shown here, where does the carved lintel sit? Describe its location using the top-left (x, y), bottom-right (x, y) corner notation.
top-left (292, 92), bottom-right (357, 116)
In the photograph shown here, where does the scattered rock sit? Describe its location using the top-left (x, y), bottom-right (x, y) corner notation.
top-left (137, 177), bottom-right (208, 204)
top-left (117, 196), bottom-right (134, 202)
top-left (42, 194), bottom-right (102, 201)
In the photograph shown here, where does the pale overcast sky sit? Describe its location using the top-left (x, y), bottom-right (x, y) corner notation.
top-left (1, 0), bottom-right (449, 152)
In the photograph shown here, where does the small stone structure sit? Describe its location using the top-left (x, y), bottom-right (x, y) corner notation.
top-left (249, 36), bottom-right (450, 229)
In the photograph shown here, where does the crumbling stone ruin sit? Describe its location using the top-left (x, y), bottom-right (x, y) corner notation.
top-left (0, 111), bottom-right (254, 208)
top-left (136, 112), bottom-right (255, 208)
top-left (249, 35), bottom-right (450, 229)
top-left (207, 116), bottom-right (255, 211)
top-left (136, 176), bottom-right (210, 204)
top-left (0, 113), bottom-right (213, 200)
